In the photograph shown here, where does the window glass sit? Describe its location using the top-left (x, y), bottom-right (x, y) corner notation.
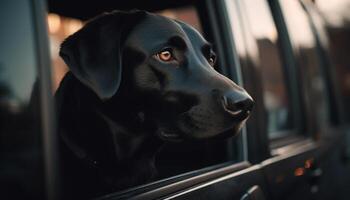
top-left (0, 0), bottom-right (45, 199)
top-left (315, 0), bottom-right (350, 123)
top-left (48, 5), bottom-right (245, 197)
top-left (242, 0), bottom-right (293, 138)
top-left (279, 0), bottom-right (329, 126)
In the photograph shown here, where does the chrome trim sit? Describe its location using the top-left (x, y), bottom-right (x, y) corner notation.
top-left (163, 165), bottom-right (260, 200)
top-left (100, 162), bottom-right (250, 200)
top-left (221, 0), bottom-right (249, 161)
top-left (32, 1), bottom-right (60, 199)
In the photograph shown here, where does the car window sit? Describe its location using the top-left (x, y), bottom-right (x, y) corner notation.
top-left (278, 0), bottom-right (329, 128)
top-left (0, 1), bottom-right (45, 199)
top-left (241, 0), bottom-right (294, 138)
top-left (48, 5), bottom-right (246, 196)
top-left (315, 0), bottom-right (350, 124)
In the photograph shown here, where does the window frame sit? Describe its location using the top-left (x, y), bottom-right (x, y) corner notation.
top-left (299, 0), bottom-right (344, 126)
top-left (32, 0), bottom-right (61, 199)
top-left (266, 0), bottom-right (308, 147)
top-left (204, 0), bottom-right (248, 162)
top-left (96, 162), bottom-right (250, 200)
top-left (231, 0), bottom-right (310, 160)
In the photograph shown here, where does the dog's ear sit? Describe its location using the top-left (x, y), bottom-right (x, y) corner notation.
top-left (59, 10), bottom-right (146, 100)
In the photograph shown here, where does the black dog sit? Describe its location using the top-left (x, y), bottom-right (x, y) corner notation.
top-left (56, 10), bottom-right (254, 199)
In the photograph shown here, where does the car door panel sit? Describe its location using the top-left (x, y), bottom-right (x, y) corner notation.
top-left (161, 165), bottom-right (268, 200)
top-left (262, 140), bottom-right (318, 200)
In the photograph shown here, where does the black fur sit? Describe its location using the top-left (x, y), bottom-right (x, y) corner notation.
top-left (56, 10), bottom-right (254, 199)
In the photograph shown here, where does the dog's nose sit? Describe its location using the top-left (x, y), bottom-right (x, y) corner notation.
top-left (222, 91), bottom-right (254, 116)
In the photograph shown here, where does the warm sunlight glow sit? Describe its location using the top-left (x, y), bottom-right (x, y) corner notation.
top-left (279, 0), bottom-right (315, 48)
top-left (47, 13), bottom-right (84, 91)
top-left (243, 0), bottom-right (278, 42)
top-left (65, 19), bottom-right (83, 35)
top-left (48, 13), bottom-right (61, 34)
top-left (317, 0), bottom-right (350, 27)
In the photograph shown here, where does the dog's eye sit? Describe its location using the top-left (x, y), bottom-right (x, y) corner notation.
top-left (155, 49), bottom-right (174, 62)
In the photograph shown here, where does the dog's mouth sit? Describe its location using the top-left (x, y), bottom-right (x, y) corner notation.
top-left (228, 109), bottom-right (251, 121)
top-left (154, 102), bottom-right (251, 142)
top-left (221, 100), bottom-right (251, 122)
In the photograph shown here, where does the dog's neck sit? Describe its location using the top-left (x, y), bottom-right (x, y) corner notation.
top-left (92, 110), bottom-right (162, 188)
top-left (96, 110), bottom-right (162, 161)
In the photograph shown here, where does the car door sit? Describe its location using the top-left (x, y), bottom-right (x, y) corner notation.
top-left (236, 0), bottom-right (319, 199)
top-left (236, 0), bottom-right (349, 200)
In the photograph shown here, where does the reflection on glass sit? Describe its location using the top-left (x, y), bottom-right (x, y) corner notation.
top-left (242, 0), bottom-right (293, 137)
top-left (0, 0), bottom-right (44, 199)
top-left (316, 0), bottom-right (350, 122)
top-left (279, 0), bottom-right (328, 125)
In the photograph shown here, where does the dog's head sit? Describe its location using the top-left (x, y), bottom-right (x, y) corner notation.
top-left (60, 10), bottom-right (254, 141)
